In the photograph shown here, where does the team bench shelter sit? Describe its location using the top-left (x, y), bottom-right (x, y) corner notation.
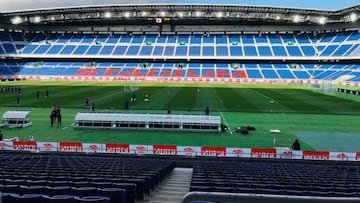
top-left (1, 110), bottom-right (32, 128)
top-left (74, 112), bottom-right (221, 133)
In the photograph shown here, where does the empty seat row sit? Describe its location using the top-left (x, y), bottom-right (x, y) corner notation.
top-left (1, 193), bottom-right (110, 203)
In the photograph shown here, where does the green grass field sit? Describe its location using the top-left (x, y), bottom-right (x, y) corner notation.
top-left (0, 81), bottom-right (359, 151)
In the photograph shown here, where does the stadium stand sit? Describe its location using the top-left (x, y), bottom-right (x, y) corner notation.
top-left (0, 31), bottom-right (359, 82)
top-left (1, 32), bottom-right (360, 57)
top-left (191, 161), bottom-right (360, 197)
top-left (1, 3), bottom-right (360, 203)
top-left (0, 152), bottom-right (176, 203)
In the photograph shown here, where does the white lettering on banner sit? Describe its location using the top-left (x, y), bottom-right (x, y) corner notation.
top-left (60, 146), bottom-right (82, 152)
top-left (14, 145), bottom-right (37, 151)
top-left (201, 150), bottom-right (226, 157)
top-left (251, 152), bottom-right (276, 158)
top-left (303, 155), bottom-right (329, 160)
top-left (106, 147), bottom-right (129, 153)
top-left (153, 148), bottom-right (177, 155)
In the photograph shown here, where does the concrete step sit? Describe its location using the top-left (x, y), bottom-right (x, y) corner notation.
top-left (137, 167), bottom-right (193, 203)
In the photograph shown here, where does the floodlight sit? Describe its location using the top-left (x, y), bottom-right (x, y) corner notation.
top-left (195, 11), bottom-right (202, 17)
top-left (350, 13), bottom-right (357, 22)
top-left (50, 16), bottom-right (56, 21)
top-left (178, 11), bottom-right (184, 18)
top-left (236, 14), bottom-right (240, 18)
top-left (11, 16), bottom-right (23, 24)
top-left (160, 11), bottom-right (166, 17)
top-left (318, 17), bottom-right (326, 25)
top-left (275, 15), bottom-right (281, 20)
top-left (141, 11), bottom-right (148, 17)
top-left (293, 15), bottom-right (300, 23)
top-left (34, 16), bottom-right (41, 23)
top-left (216, 11), bottom-right (223, 18)
top-left (104, 12), bottom-right (112, 18)
top-left (124, 12), bottom-right (130, 18)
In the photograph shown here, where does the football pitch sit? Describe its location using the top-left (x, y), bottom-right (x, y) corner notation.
top-left (0, 80), bottom-right (359, 151)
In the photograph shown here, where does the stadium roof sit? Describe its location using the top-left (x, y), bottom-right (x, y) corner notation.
top-left (0, 3), bottom-right (359, 32)
top-left (1, 0), bottom-right (360, 12)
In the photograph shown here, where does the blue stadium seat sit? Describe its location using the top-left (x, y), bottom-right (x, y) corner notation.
top-left (79, 196), bottom-right (110, 203)
top-left (43, 195), bottom-right (77, 203)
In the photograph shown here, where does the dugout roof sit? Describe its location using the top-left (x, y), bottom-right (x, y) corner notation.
top-left (2, 110), bottom-right (31, 120)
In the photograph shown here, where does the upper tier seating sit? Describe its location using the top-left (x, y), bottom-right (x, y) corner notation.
top-left (1, 31), bottom-right (359, 57)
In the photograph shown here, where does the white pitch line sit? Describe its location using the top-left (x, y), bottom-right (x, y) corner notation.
top-left (62, 127), bottom-right (68, 130)
top-left (220, 112), bottom-right (233, 135)
top-left (249, 88), bottom-right (275, 102)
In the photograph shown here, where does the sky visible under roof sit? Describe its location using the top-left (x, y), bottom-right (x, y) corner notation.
top-left (0, 0), bottom-right (359, 12)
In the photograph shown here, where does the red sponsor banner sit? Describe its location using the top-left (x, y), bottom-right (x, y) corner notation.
top-left (13, 141), bottom-right (37, 151)
top-left (251, 148), bottom-right (277, 158)
top-left (356, 152), bottom-right (360, 161)
top-left (200, 147), bottom-right (226, 157)
top-left (303, 151), bottom-right (330, 160)
top-left (59, 142), bottom-right (83, 152)
top-left (105, 144), bottom-right (130, 153)
top-left (153, 145), bottom-right (177, 155)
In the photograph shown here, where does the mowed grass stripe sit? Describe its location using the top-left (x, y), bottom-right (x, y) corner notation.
top-left (217, 88), bottom-right (260, 112)
top-left (255, 88), bottom-right (325, 114)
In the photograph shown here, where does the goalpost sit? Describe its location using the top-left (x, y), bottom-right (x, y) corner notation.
top-left (273, 136), bottom-right (293, 149)
top-left (123, 78), bottom-right (140, 92)
top-left (319, 79), bottom-right (336, 96)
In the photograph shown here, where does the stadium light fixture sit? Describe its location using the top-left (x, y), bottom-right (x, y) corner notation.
top-left (177, 11), bottom-right (184, 18)
top-left (318, 17), bottom-right (327, 25)
top-left (216, 11), bottom-right (223, 18)
top-left (275, 15), bottom-right (281, 20)
top-left (195, 11), bottom-right (202, 17)
top-left (141, 11), bottom-right (148, 17)
top-left (293, 15), bottom-right (300, 23)
top-left (124, 12), bottom-right (130, 18)
top-left (33, 16), bottom-right (41, 23)
top-left (350, 13), bottom-right (358, 22)
top-left (160, 11), bottom-right (166, 17)
top-left (50, 16), bottom-right (56, 21)
top-left (104, 12), bottom-right (112, 18)
top-left (11, 16), bottom-right (23, 24)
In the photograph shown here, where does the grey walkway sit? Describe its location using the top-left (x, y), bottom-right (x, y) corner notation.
top-left (138, 167), bottom-right (193, 203)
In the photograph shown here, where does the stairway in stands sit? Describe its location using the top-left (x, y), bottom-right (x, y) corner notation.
top-left (139, 167), bottom-right (193, 203)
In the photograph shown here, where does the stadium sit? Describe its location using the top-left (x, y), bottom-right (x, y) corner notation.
top-left (0, 1), bottom-right (360, 203)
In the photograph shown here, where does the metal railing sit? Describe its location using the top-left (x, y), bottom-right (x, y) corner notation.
top-left (181, 192), bottom-right (360, 203)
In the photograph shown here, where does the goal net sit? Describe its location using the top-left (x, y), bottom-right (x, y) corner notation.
top-left (316, 79), bottom-right (336, 96)
top-left (123, 80), bottom-right (140, 92)
top-left (273, 136), bottom-right (293, 149)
